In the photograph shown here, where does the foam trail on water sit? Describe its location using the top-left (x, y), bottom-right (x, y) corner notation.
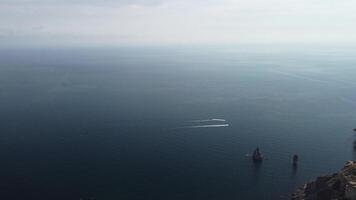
top-left (188, 119), bottom-right (226, 123)
top-left (269, 69), bottom-right (327, 83)
top-left (179, 124), bottom-right (229, 129)
top-left (211, 118), bottom-right (226, 122)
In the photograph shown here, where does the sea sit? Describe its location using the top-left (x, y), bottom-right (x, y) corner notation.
top-left (1, 45), bottom-right (356, 200)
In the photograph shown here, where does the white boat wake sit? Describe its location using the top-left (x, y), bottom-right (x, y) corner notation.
top-left (179, 124), bottom-right (229, 129)
top-left (188, 119), bottom-right (226, 122)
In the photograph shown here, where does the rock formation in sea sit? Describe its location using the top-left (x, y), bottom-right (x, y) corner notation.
top-left (291, 161), bottom-right (356, 200)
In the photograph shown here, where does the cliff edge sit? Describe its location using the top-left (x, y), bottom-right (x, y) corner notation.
top-left (292, 161), bottom-right (356, 200)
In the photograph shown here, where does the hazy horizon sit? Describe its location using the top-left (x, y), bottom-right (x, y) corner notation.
top-left (2, 0), bottom-right (356, 47)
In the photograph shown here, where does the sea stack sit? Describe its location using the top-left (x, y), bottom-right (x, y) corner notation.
top-left (252, 147), bottom-right (263, 162)
top-left (293, 154), bottom-right (299, 166)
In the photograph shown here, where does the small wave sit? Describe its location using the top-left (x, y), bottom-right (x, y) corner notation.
top-left (188, 119), bottom-right (226, 123)
top-left (179, 124), bottom-right (229, 129)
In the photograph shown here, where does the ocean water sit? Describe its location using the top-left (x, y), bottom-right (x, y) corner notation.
top-left (1, 45), bottom-right (356, 200)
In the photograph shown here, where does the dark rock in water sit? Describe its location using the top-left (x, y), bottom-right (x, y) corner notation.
top-left (253, 157), bottom-right (263, 163)
top-left (252, 147), bottom-right (263, 162)
top-left (293, 154), bottom-right (299, 166)
top-left (291, 161), bottom-right (356, 200)
top-left (253, 154), bottom-right (263, 162)
top-left (353, 128), bottom-right (356, 132)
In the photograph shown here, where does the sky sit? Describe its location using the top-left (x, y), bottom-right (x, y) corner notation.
top-left (1, 0), bottom-right (356, 46)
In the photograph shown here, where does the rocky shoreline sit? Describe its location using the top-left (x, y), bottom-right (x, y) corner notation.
top-left (291, 161), bottom-right (356, 200)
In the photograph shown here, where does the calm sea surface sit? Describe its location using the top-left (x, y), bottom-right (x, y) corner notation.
top-left (1, 46), bottom-right (356, 200)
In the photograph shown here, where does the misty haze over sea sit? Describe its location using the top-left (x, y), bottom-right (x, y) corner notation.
top-left (1, 45), bottom-right (356, 199)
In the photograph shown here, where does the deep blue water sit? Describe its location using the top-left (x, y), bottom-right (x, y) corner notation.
top-left (1, 46), bottom-right (356, 200)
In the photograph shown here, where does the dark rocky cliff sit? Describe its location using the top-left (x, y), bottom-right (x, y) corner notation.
top-left (292, 161), bottom-right (356, 200)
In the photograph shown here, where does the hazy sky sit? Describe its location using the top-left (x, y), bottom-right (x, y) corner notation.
top-left (1, 0), bottom-right (356, 46)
